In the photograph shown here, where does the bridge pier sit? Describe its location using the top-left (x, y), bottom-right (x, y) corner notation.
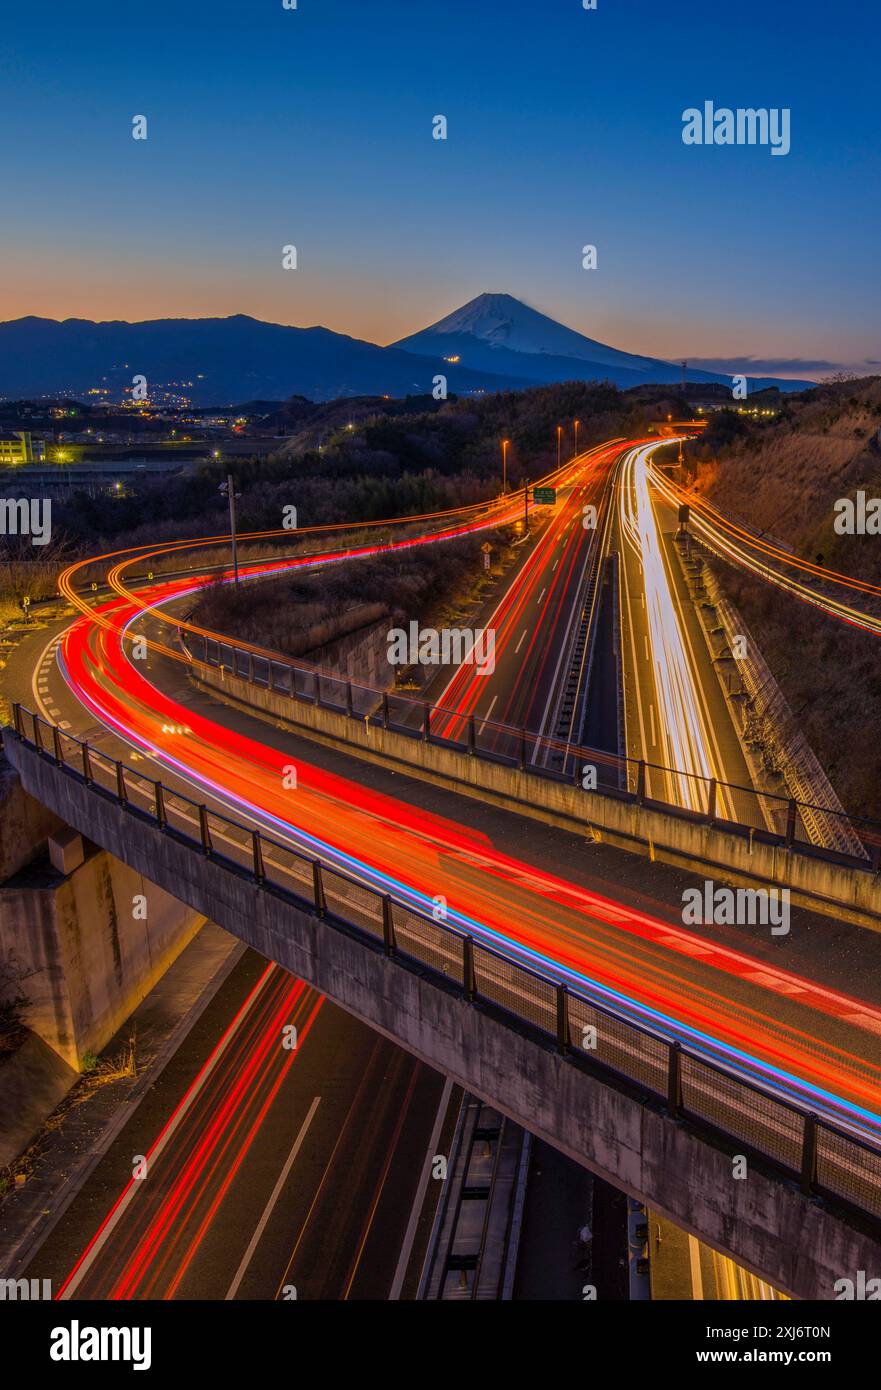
top-left (0, 762), bottom-right (203, 1073)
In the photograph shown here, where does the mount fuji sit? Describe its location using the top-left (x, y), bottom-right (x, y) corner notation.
top-left (393, 292), bottom-right (814, 392)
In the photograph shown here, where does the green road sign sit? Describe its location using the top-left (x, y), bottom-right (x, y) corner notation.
top-left (533, 487), bottom-right (556, 505)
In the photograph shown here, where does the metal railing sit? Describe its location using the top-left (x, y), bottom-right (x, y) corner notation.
top-left (7, 701), bottom-right (881, 1233)
top-left (182, 628), bottom-right (881, 873)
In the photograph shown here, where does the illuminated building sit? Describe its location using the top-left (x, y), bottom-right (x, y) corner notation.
top-left (0, 430), bottom-right (45, 466)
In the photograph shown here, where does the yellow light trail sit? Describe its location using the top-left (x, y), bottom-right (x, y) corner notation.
top-left (618, 442), bottom-right (732, 816)
top-left (650, 466), bottom-right (881, 636)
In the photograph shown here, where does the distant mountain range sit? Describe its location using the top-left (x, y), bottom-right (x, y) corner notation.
top-left (0, 295), bottom-right (815, 406)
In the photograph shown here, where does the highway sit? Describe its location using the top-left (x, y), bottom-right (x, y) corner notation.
top-left (7, 435), bottom-right (881, 1298)
top-left (14, 450), bottom-right (881, 1134)
top-left (616, 442), bottom-right (763, 822)
top-left (424, 439), bottom-right (622, 743)
top-left (22, 951), bottom-right (452, 1300)
top-left (8, 447), bottom-right (618, 1300)
top-left (614, 439), bottom-right (819, 1301)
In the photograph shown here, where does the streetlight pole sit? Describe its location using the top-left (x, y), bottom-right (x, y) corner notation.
top-left (574, 418), bottom-right (580, 458)
top-left (556, 425), bottom-right (562, 471)
top-left (220, 474), bottom-right (240, 586)
top-left (502, 438), bottom-right (510, 494)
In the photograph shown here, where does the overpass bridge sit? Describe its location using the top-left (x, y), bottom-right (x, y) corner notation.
top-left (5, 706), bottom-right (881, 1300)
top-left (182, 628), bottom-right (881, 932)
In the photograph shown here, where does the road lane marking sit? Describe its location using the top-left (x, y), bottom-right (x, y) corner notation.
top-left (225, 1095), bottom-right (321, 1300)
top-left (514, 629), bottom-right (527, 655)
top-left (31, 627), bottom-right (70, 724)
top-left (388, 1077), bottom-right (454, 1300)
top-left (649, 702), bottom-right (657, 748)
top-left (478, 695), bottom-right (498, 733)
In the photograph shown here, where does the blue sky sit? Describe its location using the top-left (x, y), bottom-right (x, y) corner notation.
top-left (1, 0), bottom-right (878, 372)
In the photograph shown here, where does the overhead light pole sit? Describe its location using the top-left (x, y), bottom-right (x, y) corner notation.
top-left (502, 438), bottom-right (510, 494)
top-left (219, 474), bottom-right (241, 587)
top-left (574, 418), bottom-right (580, 458)
top-left (556, 424), bottom-right (562, 471)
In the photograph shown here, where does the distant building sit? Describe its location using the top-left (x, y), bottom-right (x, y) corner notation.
top-left (0, 431), bottom-right (45, 465)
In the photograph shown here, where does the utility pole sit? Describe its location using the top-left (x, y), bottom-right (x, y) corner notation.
top-left (220, 474), bottom-right (240, 586)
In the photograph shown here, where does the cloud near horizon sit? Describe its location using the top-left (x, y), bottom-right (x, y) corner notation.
top-left (688, 357), bottom-right (839, 375)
